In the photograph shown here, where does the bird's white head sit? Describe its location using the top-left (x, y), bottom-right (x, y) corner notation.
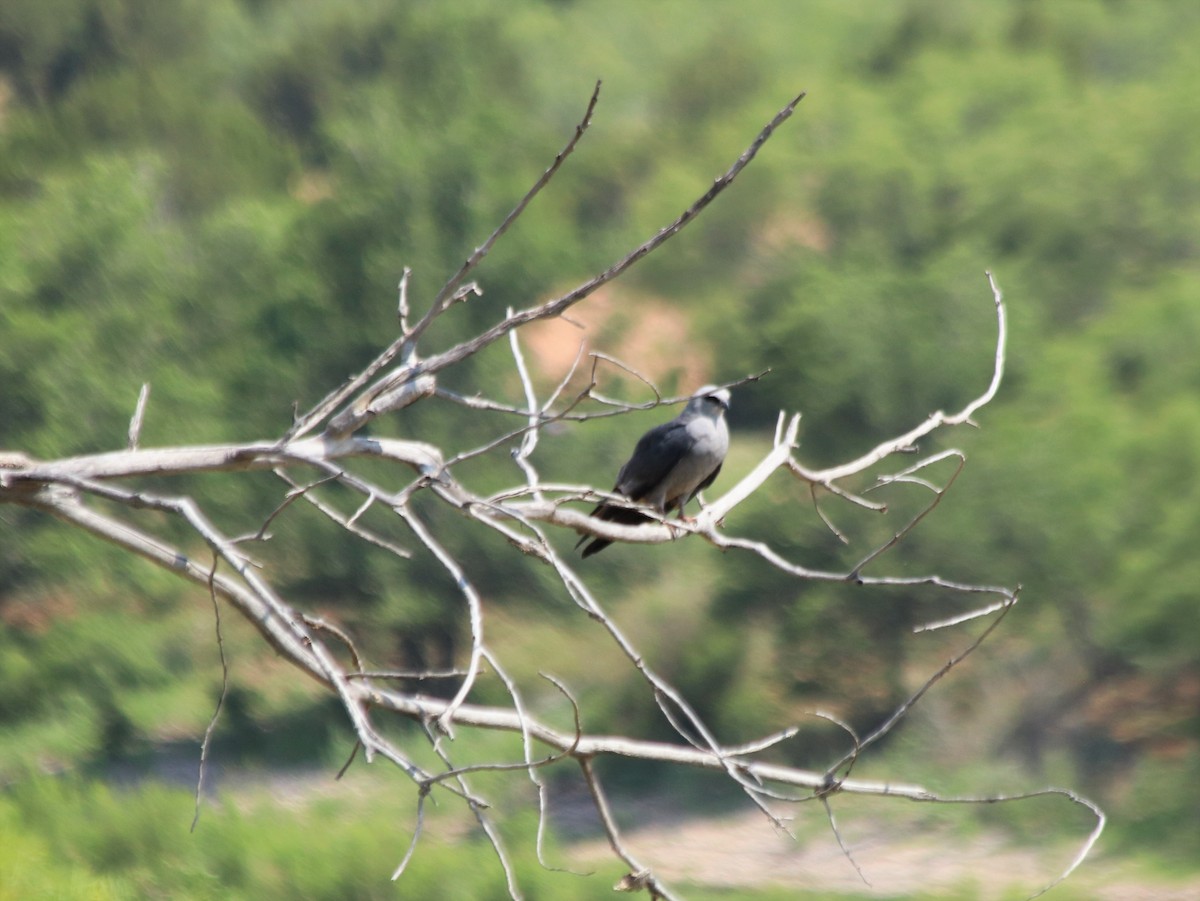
top-left (688, 385), bottom-right (731, 417)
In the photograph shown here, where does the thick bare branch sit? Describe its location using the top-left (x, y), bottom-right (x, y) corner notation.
top-left (4, 435), bottom-right (443, 483)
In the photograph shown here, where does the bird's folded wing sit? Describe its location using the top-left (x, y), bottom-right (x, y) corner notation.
top-left (615, 420), bottom-right (694, 501)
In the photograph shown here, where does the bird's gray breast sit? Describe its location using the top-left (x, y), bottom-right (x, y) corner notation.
top-left (649, 413), bottom-right (728, 509)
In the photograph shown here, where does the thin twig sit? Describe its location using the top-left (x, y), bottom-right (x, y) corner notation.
top-left (406, 93), bottom-right (807, 385)
top-left (274, 469), bottom-right (413, 559)
top-left (828, 588), bottom-right (1021, 773)
top-left (508, 307), bottom-right (544, 494)
top-left (127, 383), bottom-right (150, 450)
top-left (848, 451), bottom-right (966, 579)
top-left (410, 82), bottom-right (603, 352)
top-left (284, 82), bottom-right (603, 442)
top-left (823, 796), bottom-right (871, 886)
top-left (422, 721), bottom-right (523, 901)
top-left (346, 668), bottom-right (469, 681)
top-left (906, 787), bottom-right (1105, 900)
top-left (397, 267), bottom-right (413, 337)
top-left (191, 551), bottom-right (229, 833)
top-left (397, 508), bottom-right (485, 738)
top-left (534, 672), bottom-right (591, 876)
top-left (391, 785), bottom-right (430, 881)
top-left (235, 471), bottom-right (342, 544)
top-left (300, 614), bottom-right (365, 673)
top-left (580, 756), bottom-right (682, 901)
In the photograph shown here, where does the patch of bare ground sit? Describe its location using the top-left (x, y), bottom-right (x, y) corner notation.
top-left (522, 286), bottom-right (712, 391)
top-left (172, 763), bottom-right (1197, 899)
top-left (567, 805), bottom-right (1199, 900)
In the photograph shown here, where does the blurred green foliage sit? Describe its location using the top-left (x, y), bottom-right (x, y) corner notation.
top-left (2, 0), bottom-right (1199, 893)
top-left (0, 773), bottom-right (633, 900)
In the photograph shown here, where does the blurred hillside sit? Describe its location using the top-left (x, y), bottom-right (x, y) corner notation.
top-left (1, 0), bottom-right (1198, 896)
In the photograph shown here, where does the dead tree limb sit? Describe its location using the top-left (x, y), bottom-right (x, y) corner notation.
top-left (0, 87), bottom-right (1100, 900)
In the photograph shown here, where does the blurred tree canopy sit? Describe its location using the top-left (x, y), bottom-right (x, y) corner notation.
top-left (1, 0), bottom-right (1198, 864)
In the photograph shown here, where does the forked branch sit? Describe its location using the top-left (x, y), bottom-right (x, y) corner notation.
top-left (0, 87), bottom-right (1100, 901)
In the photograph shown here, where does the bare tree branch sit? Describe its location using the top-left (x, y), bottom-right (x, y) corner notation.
top-left (191, 552), bottom-right (229, 834)
top-left (286, 82), bottom-right (603, 442)
top-left (0, 84), bottom-right (1102, 901)
top-left (403, 93), bottom-right (807, 389)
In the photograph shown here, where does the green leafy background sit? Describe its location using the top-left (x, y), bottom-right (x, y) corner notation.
top-left (2, 0), bottom-right (1198, 896)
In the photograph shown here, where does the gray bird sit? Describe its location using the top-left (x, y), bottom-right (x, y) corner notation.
top-left (577, 385), bottom-right (731, 558)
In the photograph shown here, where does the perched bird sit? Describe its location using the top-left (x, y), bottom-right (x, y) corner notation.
top-left (576, 385), bottom-right (731, 558)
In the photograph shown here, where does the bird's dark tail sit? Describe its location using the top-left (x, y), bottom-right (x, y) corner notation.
top-left (577, 504), bottom-right (651, 558)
